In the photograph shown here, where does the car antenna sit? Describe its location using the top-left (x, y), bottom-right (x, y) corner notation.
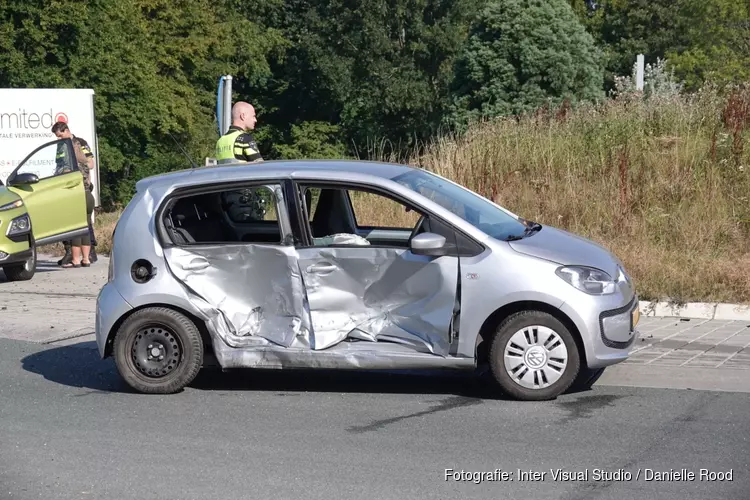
top-left (167, 131), bottom-right (199, 169)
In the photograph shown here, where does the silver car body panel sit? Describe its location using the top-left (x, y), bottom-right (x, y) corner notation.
top-left (507, 225), bottom-right (620, 278)
top-left (212, 341), bottom-right (475, 370)
top-left (95, 282), bottom-right (133, 358)
top-left (96, 159), bottom-right (639, 372)
top-left (297, 246), bottom-right (458, 354)
top-left (163, 244), bottom-right (312, 348)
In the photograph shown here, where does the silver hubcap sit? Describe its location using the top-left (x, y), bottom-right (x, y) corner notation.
top-left (503, 325), bottom-right (568, 390)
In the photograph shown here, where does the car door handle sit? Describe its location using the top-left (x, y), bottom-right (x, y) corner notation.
top-left (64, 179), bottom-right (80, 188)
top-left (307, 262), bottom-right (337, 274)
top-left (181, 257), bottom-right (210, 271)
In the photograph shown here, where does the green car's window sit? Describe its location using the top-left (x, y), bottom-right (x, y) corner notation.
top-left (16, 140), bottom-right (78, 181)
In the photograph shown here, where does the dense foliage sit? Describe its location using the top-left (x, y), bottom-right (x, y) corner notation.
top-left (570, 0), bottom-right (750, 92)
top-left (447, 0), bottom-right (604, 128)
top-left (1, 0), bottom-right (748, 207)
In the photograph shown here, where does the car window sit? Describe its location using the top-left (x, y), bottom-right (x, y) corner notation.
top-left (299, 184), bottom-right (422, 248)
top-left (392, 169), bottom-right (528, 241)
top-left (348, 189), bottom-right (422, 230)
top-left (301, 187), bottom-right (322, 221)
top-left (15, 140), bottom-right (78, 181)
top-left (301, 187), bottom-right (420, 230)
top-left (165, 184), bottom-right (284, 245)
top-left (221, 186), bottom-right (278, 223)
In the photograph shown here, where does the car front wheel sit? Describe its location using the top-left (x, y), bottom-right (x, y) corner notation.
top-left (488, 310), bottom-right (580, 401)
top-left (2, 245), bottom-right (37, 282)
top-left (113, 307), bottom-right (203, 394)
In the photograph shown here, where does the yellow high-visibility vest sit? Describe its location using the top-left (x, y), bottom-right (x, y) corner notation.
top-left (215, 129), bottom-right (244, 162)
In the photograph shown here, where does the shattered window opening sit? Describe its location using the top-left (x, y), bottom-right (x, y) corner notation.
top-left (164, 183), bottom-right (286, 246)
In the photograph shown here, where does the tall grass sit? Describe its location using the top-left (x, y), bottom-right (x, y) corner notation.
top-left (46, 85), bottom-right (750, 303)
top-left (401, 84), bottom-right (750, 303)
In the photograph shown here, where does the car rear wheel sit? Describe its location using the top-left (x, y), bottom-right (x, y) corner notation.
top-left (113, 307), bottom-right (203, 394)
top-left (2, 245), bottom-right (37, 282)
top-left (488, 310), bottom-right (580, 401)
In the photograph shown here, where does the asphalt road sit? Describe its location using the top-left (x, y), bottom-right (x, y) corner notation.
top-left (1, 337), bottom-right (748, 500)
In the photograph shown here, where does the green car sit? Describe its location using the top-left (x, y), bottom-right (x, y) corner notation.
top-left (0, 138), bottom-right (89, 281)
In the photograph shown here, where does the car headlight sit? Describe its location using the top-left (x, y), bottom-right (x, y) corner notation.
top-left (0, 199), bottom-right (23, 212)
top-left (555, 265), bottom-right (616, 295)
top-left (7, 214), bottom-right (31, 236)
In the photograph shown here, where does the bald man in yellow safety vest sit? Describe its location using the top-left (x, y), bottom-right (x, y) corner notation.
top-left (215, 101), bottom-right (263, 164)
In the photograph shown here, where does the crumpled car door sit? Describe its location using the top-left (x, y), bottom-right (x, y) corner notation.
top-left (163, 244), bottom-right (312, 349)
top-left (297, 246), bottom-right (459, 355)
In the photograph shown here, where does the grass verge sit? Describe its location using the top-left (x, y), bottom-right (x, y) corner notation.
top-left (402, 85), bottom-right (750, 303)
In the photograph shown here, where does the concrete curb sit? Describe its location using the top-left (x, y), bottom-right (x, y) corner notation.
top-left (639, 301), bottom-right (750, 321)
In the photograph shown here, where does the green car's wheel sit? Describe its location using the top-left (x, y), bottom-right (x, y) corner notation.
top-left (2, 244), bottom-right (37, 282)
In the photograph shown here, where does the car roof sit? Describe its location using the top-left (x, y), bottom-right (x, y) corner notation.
top-left (135, 159), bottom-right (419, 192)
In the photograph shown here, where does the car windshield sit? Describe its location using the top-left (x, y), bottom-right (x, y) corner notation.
top-left (392, 169), bottom-right (531, 240)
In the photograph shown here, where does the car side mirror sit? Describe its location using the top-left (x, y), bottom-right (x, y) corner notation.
top-left (410, 232), bottom-right (447, 256)
top-left (8, 172), bottom-right (39, 186)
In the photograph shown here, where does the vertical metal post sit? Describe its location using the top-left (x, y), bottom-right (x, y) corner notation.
top-left (222, 75), bottom-right (233, 135)
top-left (636, 54), bottom-right (645, 91)
top-left (217, 76), bottom-right (225, 136)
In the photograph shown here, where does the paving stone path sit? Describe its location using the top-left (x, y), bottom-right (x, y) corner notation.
top-left (630, 317), bottom-right (750, 370)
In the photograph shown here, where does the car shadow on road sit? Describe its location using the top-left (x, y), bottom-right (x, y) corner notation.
top-left (20, 341), bottom-right (601, 400)
top-left (19, 340), bottom-right (509, 398)
top-left (192, 366), bottom-right (517, 400)
top-left (20, 341), bottom-right (130, 393)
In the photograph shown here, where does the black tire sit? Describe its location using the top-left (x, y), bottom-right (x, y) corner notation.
top-left (488, 310), bottom-right (581, 401)
top-left (2, 245), bottom-right (37, 281)
top-left (113, 307), bottom-right (203, 394)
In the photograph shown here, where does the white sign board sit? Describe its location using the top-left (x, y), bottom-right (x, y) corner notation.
top-left (0, 88), bottom-right (101, 206)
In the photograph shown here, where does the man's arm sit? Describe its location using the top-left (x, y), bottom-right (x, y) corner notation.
top-left (236, 133), bottom-right (263, 163)
top-left (77, 138), bottom-right (96, 188)
top-left (77, 138), bottom-right (95, 159)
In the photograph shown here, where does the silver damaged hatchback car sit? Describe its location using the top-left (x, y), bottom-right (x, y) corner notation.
top-left (96, 160), bottom-right (640, 400)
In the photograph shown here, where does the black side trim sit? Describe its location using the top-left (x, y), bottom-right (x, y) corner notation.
top-left (35, 227), bottom-right (89, 246)
top-left (283, 179), bottom-right (307, 246)
top-left (598, 295), bottom-right (637, 349)
top-left (0, 248), bottom-right (33, 266)
top-left (8, 231), bottom-right (30, 243)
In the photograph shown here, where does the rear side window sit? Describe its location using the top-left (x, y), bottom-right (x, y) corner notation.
top-left (163, 185), bottom-right (284, 245)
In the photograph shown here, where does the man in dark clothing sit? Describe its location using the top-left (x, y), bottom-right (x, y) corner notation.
top-left (52, 121), bottom-right (98, 265)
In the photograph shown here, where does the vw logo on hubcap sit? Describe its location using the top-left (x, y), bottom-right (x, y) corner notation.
top-left (524, 346), bottom-right (547, 369)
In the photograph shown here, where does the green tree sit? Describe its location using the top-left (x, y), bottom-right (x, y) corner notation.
top-left (666, 0), bottom-right (750, 90)
top-left (245, 0), bottom-right (481, 161)
top-left (570, 0), bottom-right (750, 91)
top-left (447, 0), bottom-right (604, 128)
top-left (570, 0), bottom-right (690, 87)
top-left (0, 0), bottom-right (286, 207)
